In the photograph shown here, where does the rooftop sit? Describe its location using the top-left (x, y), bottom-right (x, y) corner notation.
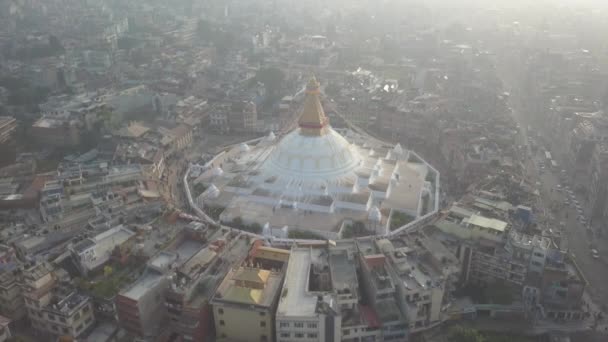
top-left (45, 292), bottom-right (90, 316)
top-left (277, 247), bottom-right (324, 317)
top-left (214, 266), bottom-right (282, 308)
top-left (121, 270), bottom-right (164, 300)
top-left (465, 214), bottom-right (508, 232)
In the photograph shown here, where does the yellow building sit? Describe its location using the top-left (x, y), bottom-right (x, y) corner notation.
top-left (211, 266), bottom-right (283, 342)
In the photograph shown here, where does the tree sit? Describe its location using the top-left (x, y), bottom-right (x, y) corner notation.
top-left (49, 35), bottom-right (64, 52)
top-left (448, 326), bottom-right (486, 342)
top-left (254, 67), bottom-right (285, 98)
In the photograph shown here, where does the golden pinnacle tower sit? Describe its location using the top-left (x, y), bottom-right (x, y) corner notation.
top-left (298, 76), bottom-right (329, 136)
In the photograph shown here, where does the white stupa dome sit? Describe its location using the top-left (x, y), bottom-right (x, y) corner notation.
top-left (261, 77), bottom-right (361, 181)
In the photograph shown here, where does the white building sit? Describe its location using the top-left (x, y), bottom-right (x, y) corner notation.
top-left (276, 247), bottom-right (341, 342)
top-left (69, 225), bottom-right (136, 275)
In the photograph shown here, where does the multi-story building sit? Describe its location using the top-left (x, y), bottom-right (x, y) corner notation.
top-left (0, 269), bottom-right (25, 321)
top-left (0, 117), bottom-right (17, 145)
top-left (379, 234), bottom-right (460, 333)
top-left (228, 100), bottom-right (258, 132)
top-left (164, 241), bottom-right (224, 342)
top-left (276, 247), bottom-right (341, 342)
top-left (115, 252), bottom-right (175, 339)
top-left (68, 225), bottom-right (136, 276)
top-left (209, 104), bottom-right (230, 133)
top-left (30, 115), bottom-right (81, 147)
top-left (356, 240), bottom-right (408, 341)
top-left (434, 205), bottom-right (508, 243)
top-left (211, 265), bottom-right (284, 342)
top-left (588, 142), bottom-right (608, 221)
top-left (540, 259), bottom-right (586, 321)
top-left (39, 291), bottom-right (95, 338)
top-left (0, 315), bottom-right (11, 342)
top-left (22, 262), bottom-right (56, 333)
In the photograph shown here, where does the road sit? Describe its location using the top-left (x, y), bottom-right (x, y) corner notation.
top-left (509, 104), bottom-right (608, 313)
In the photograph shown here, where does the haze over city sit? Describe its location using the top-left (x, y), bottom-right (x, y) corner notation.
top-left (0, 1), bottom-right (607, 342)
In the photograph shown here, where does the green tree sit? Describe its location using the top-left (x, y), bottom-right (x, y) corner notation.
top-left (254, 67), bottom-right (285, 98)
top-left (448, 326), bottom-right (486, 342)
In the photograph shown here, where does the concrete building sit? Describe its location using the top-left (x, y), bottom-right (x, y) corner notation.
top-left (21, 261), bottom-right (95, 339)
top-left (22, 262), bottom-right (56, 333)
top-left (0, 269), bottom-right (25, 321)
top-left (38, 291), bottom-right (95, 338)
top-left (378, 234), bottom-right (460, 333)
top-left (434, 205), bottom-right (508, 243)
top-left (0, 315), bottom-right (11, 342)
top-left (588, 142), bottom-right (608, 221)
top-left (228, 100), bottom-right (258, 132)
top-left (540, 260), bottom-right (586, 320)
top-left (69, 225), bottom-right (136, 275)
top-left (276, 247), bottom-right (341, 342)
top-left (0, 117), bottom-right (17, 145)
top-left (209, 103), bottom-right (230, 133)
top-left (211, 266), bottom-right (284, 342)
top-left (164, 240), bottom-right (224, 342)
top-left (115, 252), bottom-right (174, 338)
top-left (30, 115), bottom-right (81, 147)
top-left (356, 240), bottom-right (408, 341)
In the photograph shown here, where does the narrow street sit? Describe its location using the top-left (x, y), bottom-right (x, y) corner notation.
top-left (510, 104), bottom-right (608, 313)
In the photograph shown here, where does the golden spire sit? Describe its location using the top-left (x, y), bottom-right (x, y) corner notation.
top-left (299, 76), bottom-right (329, 136)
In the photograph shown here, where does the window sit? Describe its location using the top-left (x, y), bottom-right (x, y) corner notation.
top-left (259, 311), bottom-right (266, 316)
top-left (74, 312), bottom-right (81, 320)
top-left (218, 308), bottom-right (224, 315)
top-left (219, 320), bottom-right (225, 326)
top-left (48, 314), bottom-right (56, 321)
top-left (83, 306), bottom-right (90, 313)
top-left (261, 335), bottom-right (268, 342)
top-left (59, 317), bottom-right (66, 323)
top-left (279, 322), bottom-right (290, 328)
top-left (62, 327), bottom-right (68, 334)
top-left (295, 333), bottom-right (304, 338)
top-left (260, 321), bottom-right (266, 327)
top-left (343, 329), bottom-right (350, 336)
top-left (307, 323), bottom-right (317, 329)
top-left (294, 322), bottom-right (304, 328)
top-left (280, 333), bottom-right (290, 338)
top-left (307, 333), bottom-right (318, 338)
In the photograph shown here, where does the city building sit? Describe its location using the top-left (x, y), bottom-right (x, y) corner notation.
top-left (69, 225), bottom-right (136, 276)
top-left (356, 240), bottom-right (408, 341)
top-left (115, 252), bottom-right (174, 338)
top-left (588, 142), bottom-right (608, 221)
top-left (211, 265), bottom-right (284, 342)
top-left (0, 269), bottom-right (25, 321)
top-left (0, 117), bottom-right (17, 145)
top-left (434, 205), bottom-right (508, 243)
top-left (275, 247), bottom-right (341, 342)
top-left (30, 115), bottom-right (82, 147)
top-left (0, 315), bottom-right (11, 342)
top-left (21, 261), bottom-right (95, 339)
